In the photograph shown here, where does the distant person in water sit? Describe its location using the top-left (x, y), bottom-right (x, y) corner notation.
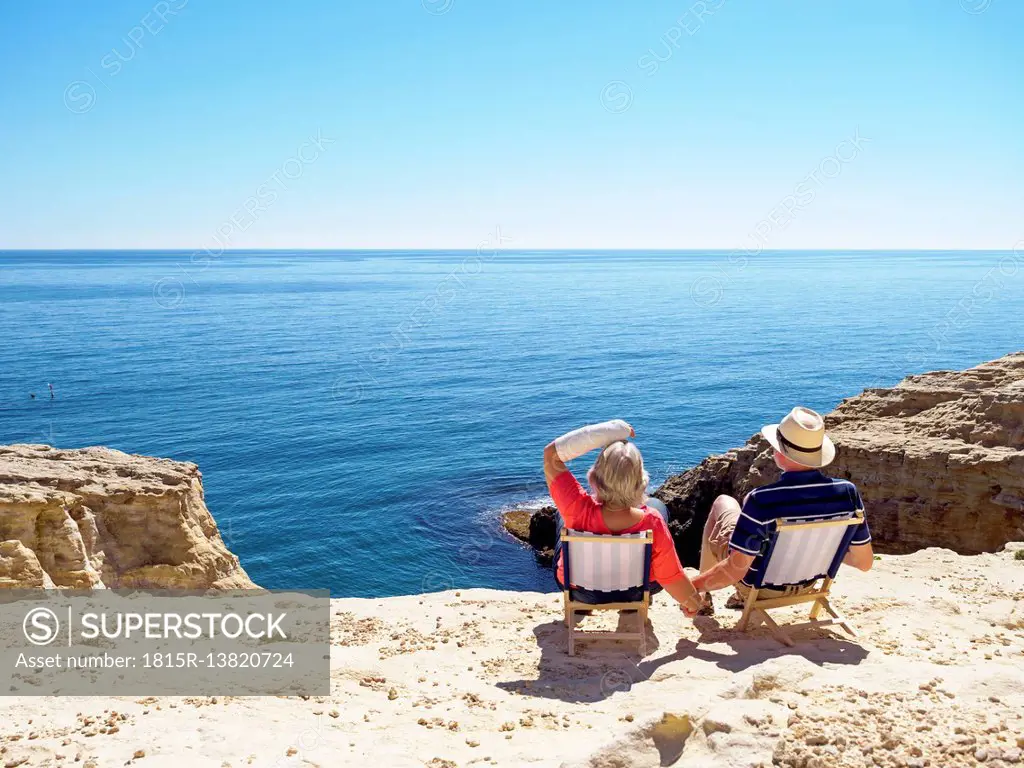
top-left (543, 420), bottom-right (703, 617)
top-left (690, 406), bottom-right (875, 614)
top-left (48, 383), bottom-right (55, 399)
top-left (30, 393), bottom-right (35, 399)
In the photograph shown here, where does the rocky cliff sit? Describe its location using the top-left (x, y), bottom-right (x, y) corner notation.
top-left (506, 352), bottom-right (1024, 566)
top-left (0, 444), bottom-right (254, 589)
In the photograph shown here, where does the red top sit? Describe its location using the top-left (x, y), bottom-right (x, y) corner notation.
top-left (550, 470), bottom-right (685, 587)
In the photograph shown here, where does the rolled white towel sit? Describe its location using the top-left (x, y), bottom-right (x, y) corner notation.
top-left (554, 420), bottom-right (632, 462)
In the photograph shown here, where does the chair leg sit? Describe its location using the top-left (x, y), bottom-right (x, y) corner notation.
top-left (818, 597), bottom-right (838, 621)
top-left (638, 601), bottom-right (649, 656)
top-left (564, 592), bottom-right (576, 654)
top-left (818, 598), bottom-right (857, 637)
top-left (809, 598), bottom-right (825, 620)
top-left (809, 579), bottom-right (831, 620)
top-left (736, 588), bottom-right (759, 632)
top-left (746, 609), bottom-right (765, 631)
top-left (759, 611), bottom-right (795, 647)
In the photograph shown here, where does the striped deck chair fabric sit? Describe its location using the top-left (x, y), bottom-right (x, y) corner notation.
top-left (564, 529), bottom-right (649, 592)
top-left (561, 528), bottom-right (653, 655)
top-left (737, 512), bottom-right (864, 646)
top-left (760, 513), bottom-right (858, 588)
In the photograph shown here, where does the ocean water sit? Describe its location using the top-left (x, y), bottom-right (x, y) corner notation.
top-left (1, 250), bottom-right (1021, 597)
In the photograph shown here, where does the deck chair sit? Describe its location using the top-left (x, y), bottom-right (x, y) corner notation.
top-left (561, 527), bottom-right (653, 656)
top-left (736, 512), bottom-right (864, 647)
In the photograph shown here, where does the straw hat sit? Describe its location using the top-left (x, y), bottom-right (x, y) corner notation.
top-left (761, 406), bottom-right (835, 468)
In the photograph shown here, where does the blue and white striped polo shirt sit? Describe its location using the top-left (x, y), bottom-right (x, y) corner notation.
top-left (729, 469), bottom-right (871, 587)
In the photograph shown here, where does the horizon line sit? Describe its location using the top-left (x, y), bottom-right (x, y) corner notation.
top-left (1, 247), bottom-right (1020, 254)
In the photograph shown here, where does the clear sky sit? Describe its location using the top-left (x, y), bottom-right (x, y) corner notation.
top-left (0, 1), bottom-right (1021, 250)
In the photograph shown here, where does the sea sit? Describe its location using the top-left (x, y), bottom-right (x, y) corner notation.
top-left (1, 250), bottom-right (1021, 597)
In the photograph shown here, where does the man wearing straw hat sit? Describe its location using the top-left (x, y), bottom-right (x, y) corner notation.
top-left (690, 406), bottom-right (875, 612)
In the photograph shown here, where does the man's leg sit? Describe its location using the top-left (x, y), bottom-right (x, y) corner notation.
top-left (700, 494), bottom-right (741, 572)
top-left (696, 494), bottom-right (744, 613)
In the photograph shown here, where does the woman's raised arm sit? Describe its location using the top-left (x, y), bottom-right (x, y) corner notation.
top-left (543, 442), bottom-right (569, 487)
top-left (543, 420), bottom-right (635, 489)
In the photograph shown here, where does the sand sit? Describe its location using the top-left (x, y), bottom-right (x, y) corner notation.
top-left (1, 544), bottom-right (1022, 767)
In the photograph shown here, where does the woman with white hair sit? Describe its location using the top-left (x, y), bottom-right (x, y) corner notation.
top-left (544, 420), bottom-right (703, 617)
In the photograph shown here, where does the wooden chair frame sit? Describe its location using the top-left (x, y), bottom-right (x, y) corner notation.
top-left (736, 513), bottom-right (863, 647)
top-left (561, 528), bottom-right (653, 656)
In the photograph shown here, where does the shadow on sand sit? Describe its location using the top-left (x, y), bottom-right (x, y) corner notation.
top-left (495, 612), bottom-right (869, 705)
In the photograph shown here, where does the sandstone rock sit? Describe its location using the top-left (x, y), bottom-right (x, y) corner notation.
top-left (0, 445), bottom-right (254, 589)
top-left (0, 541), bottom-right (56, 588)
top-left (702, 700), bottom-right (783, 736)
top-left (502, 505), bottom-right (558, 565)
top-left (685, 700), bottom-right (788, 767)
top-left (506, 353), bottom-right (1024, 564)
top-left (658, 352), bottom-right (1024, 560)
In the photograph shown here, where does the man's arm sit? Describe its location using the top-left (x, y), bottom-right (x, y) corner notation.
top-left (691, 540), bottom-right (873, 591)
top-left (843, 542), bottom-right (874, 571)
top-left (843, 488), bottom-right (873, 571)
top-left (662, 576), bottom-right (703, 617)
top-left (691, 550), bottom-right (755, 593)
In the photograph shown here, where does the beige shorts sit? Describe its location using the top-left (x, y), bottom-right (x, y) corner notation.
top-left (700, 499), bottom-right (740, 569)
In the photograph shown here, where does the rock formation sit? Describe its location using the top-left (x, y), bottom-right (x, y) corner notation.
top-left (502, 507), bottom-right (558, 564)
top-left (505, 352), bottom-right (1024, 566)
top-left (0, 444), bottom-right (254, 589)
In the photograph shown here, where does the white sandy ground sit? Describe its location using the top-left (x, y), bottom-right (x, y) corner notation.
top-left (1, 545), bottom-right (1023, 768)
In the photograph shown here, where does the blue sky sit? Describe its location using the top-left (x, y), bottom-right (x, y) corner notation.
top-left (0, 0), bottom-right (1021, 249)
